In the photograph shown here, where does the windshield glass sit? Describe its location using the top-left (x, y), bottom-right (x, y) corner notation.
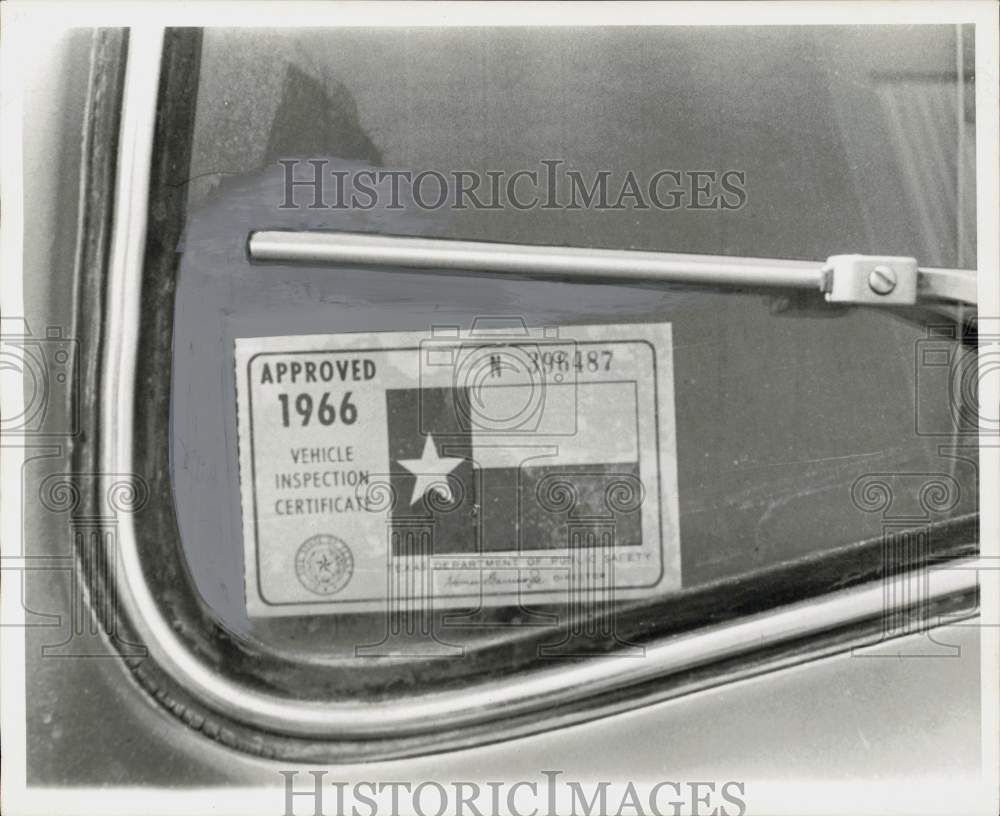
top-left (161, 25), bottom-right (977, 665)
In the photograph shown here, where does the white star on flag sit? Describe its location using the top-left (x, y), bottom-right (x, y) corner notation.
top-left (397, 435), bottom-right (465, 506)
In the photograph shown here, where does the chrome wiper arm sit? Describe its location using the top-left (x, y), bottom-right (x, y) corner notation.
top-left (247, 230), bottom-right (978, 307)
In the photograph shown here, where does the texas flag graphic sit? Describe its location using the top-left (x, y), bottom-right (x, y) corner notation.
top-left (385, 383), bottom-right (644, 556)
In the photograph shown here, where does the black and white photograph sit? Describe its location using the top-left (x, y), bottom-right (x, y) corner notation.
top-left (1, 2), bottom-right (998, 814)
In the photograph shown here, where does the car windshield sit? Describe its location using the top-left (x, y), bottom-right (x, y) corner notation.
top-left (158, 25), bottom-right (977, 669)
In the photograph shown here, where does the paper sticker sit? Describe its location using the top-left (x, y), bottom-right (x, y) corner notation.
top-left (234, 322), bottom-right (680, 617)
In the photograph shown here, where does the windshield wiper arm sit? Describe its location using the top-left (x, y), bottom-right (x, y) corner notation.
top-left (247, 230), bottom-right (978, 307)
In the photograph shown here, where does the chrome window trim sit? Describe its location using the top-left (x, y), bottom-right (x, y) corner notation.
top-left (99, 27), bottom-right (980, 744)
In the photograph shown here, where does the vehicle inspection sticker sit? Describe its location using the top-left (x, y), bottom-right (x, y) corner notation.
top-left (234, 323), bottom-right (680, 617)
